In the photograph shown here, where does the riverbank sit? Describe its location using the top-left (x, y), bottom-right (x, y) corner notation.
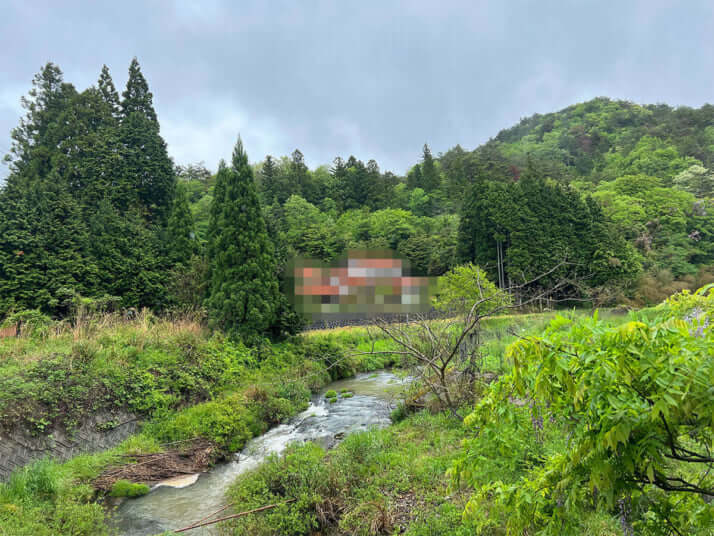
top-left (224, 410), bottom-right (470, 536)
top-left (0, 313), bottom-right (402, 536)
top-left (112, 370), bottom-right (407, 534)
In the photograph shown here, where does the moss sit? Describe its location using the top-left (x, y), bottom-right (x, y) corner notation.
top-left (324, 390), bottom-right (337, 399)
top-left (340, 392), bottom-right (353, 398)
top-left (109, 480), bottom-right (149, 498)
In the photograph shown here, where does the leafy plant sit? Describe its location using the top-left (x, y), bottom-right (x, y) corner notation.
top-left (455, 286), bottom-right (714, 534)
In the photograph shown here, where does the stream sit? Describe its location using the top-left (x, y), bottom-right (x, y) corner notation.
top-left (111, 370), bottom-right (407, 535)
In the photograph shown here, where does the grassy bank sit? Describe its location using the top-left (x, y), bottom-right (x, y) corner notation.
top-left (224, 411), bottom-right (469, 536)
top-left (0, 308), bottom-right (634, 535)
top-left (0, 312), bottom-right (401, 536)
top-left (214, 311), bottom-right (622, 536)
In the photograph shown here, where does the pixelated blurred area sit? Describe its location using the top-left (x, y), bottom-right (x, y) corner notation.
top-left (287, 249), bottom-right (436, 324)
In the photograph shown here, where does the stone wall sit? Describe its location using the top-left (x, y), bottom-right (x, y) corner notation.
top-left (0, 410), bottom-right (141, 480)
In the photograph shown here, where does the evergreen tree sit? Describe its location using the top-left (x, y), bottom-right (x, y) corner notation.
top-left (87, 199), bottom-right (166, 309)
top-left (206, 137), bottom-right (280, 340)
top-left (119, 57), bottom-right (175, 222)
top-left (6, 63), bottom-right (74, 183)
top-left (289, 149), bottom-right (312, 200)
top-left (407, 163), bottom-right (423, 190)
top-left (259, 155), bottom-right (278, 204)
top-left (120, 57), bottom-right (157, 122)
top-left (421, 143), bottom-right (440, 192)
top-left (166, 182), bottom-right (198, 264)
top-left (97, 64), bottom-right (120, 117)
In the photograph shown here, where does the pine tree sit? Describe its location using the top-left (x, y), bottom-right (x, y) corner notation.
top-left (87, 199), bottom-right (165, 309)
top-left (97, 64), bottom-right (120, 117)
top-left (7, 63), bottom-right (74, 182)
top-left (120, 57), bottom-right (157, 122)
top-left (421, 143), bottom-right (440, 192)
top-left (166, 182), bottom-right (197, 264)
top-left (290, 149), bottom-right (311, 199)
top-left (260, 155), bottom-right (278, 204)
top-left (119, 58), bottom-right (175, 223)
top-left (0, 63), bottom-right (100, 315)
top-left (206, 137), bottom-right (280, 340)
top-left (407, 163), bottom-right (423, 190)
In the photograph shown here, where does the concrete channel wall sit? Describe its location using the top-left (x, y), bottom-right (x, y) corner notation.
top-left (0, 411), bottom-right (140, 480)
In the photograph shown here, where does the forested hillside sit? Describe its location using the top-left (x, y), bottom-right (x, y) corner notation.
top-left (181, 97), bottom-right (714, 306)
top-left (3, 63), bottom-right (714, 335)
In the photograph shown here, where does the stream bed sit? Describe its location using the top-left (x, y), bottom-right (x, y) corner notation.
top-left (111, 370), bottom-right (408, 535)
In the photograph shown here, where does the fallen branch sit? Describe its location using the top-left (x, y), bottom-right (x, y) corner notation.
top-left (184, 502), bottom-right (235, 530)
top-left (174, 499), bottom-right (296, 533)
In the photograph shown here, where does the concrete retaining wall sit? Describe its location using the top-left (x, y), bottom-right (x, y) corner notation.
top-left (0, 411), bottom-right (141, 480)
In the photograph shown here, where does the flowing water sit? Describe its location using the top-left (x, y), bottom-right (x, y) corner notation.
top-left (111, 370), bottom-right (407, 535)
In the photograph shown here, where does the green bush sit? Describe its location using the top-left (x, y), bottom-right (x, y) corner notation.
top-left (324, 390), bottom-right (337, 399)
top-left (227, 442), bottom-right (328, 535)
top-left (109, 479), bottom-right (150, 498)
top-left (144, 394), bottom-right (259, 451)
top-left (340, 391), bottom-right (353, 398)
top-left (2, 309), bottom-right (53, 338)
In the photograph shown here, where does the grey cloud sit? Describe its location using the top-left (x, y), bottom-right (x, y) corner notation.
top-left (1, 0), bottom-right (713, 180)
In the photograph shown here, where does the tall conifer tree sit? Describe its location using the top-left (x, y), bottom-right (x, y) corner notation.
top-left (97, 65), bottom-right (120, 117)
top-left (260, 155), bottom-right (278, 204)
top-left (421, 143), bottom-right (440, 192)
top-left (206, 138), bottom-right (280, 340)
top-left (166, 183), bottom-right (197, 264)
top-left (119, 57), bottom-right (175, 223)
top-left (120, 58), bottom-right (157, 122)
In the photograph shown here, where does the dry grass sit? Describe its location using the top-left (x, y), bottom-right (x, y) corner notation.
top-left (0, 309), bottom-right (207, 366)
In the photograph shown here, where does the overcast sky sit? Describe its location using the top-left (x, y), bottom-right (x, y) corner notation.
top-left (1, 1), bottom-right (713, 179)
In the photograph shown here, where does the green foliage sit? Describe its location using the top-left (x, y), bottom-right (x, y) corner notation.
top-left (145, 395), bottom-right (259, 451)
top-left (0, 319), bottom-right (408, 535)
top-left (673, 164), bottom-right (714, 197)
top-left (165, 182), bottom-right (198, 265)
top-left (2, 309), bottom-right (52, 338)
top-left (109, 479), bottom-right (149, 498)
top-left (0, 60), bottom-right (176, 316)
top-left (457, 172), bottom-right (641, 300)
top-left (226, 411), bottom-right (467, 536)
top-left (454, 287), bottom-right (714, 534)
top-left (0, 458), bottom-right (107, 536)
top-left (324, 389), bottom-right (337, 399)
top-left (432, 263), bottom-right (508, 314)
top-left (206, 139), bottom-right (281, 341)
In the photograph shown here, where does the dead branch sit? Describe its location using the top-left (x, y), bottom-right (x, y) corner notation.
top-left (173, 499), bottom-right (296, 533)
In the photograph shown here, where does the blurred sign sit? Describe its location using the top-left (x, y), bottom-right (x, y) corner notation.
top-left (287, 249), bottom-right (436, 322)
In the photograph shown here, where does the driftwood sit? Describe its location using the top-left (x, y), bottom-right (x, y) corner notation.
top-left (93, 438), bottom-right (216, 491)
top-left (174, 499), bottom-right (296, 533)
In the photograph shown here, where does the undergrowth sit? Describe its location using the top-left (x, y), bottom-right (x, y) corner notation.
top-left (0, 314), bottom-right (400, 536)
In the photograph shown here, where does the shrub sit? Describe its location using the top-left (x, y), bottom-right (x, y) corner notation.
top-left (2, 309), bottom-right (53, 338)
top-left (145, 394), bottom-right (258, 451)
top-left (324, 390), bottom-right (337, 399)
top-left (227, 443), bottom-right (328, 535)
